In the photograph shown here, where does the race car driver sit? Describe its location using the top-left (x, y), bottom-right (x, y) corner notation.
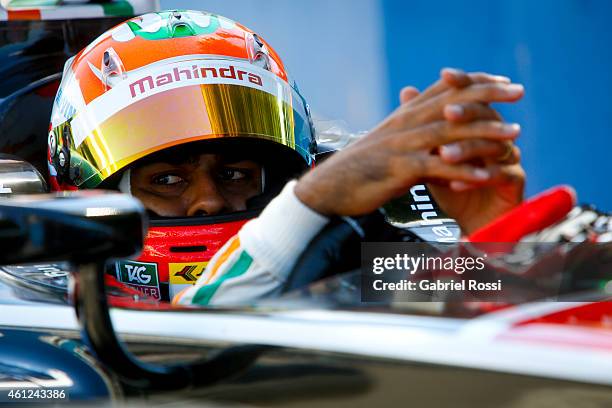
top-left (47, 10), bottom-right (524, 303)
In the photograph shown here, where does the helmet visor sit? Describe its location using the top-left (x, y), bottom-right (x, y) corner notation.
top-left (54, 58), bottom-right (313, 187)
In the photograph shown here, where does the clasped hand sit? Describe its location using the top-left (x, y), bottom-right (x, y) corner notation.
top-left (296, 68), bottom-right (525, 235)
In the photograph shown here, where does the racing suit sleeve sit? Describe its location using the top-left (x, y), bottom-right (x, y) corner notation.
top-left (173, 180), bottom-right (329, 305)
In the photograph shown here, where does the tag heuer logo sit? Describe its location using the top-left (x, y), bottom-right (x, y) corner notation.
top-left (116, 261), bottom-right (159, 286)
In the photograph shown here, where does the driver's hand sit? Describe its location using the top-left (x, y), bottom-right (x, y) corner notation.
top-left (295, 68), bottom-right (524, 235)
top-left (399, 68), bottom-right (525, 234)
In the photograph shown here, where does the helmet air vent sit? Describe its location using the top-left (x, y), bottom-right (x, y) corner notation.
top-left (168, 11), bottom-right (197, 38)
top-left (247, 33), bottom-right (271, 71)
top-left (101, 47), bottom-right (127, 91)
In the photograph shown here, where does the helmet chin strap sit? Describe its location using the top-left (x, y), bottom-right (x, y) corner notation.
top-left (118, 169), bottom-right (131, 195)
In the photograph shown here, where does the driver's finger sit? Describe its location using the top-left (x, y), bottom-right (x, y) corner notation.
top-left (406, 69), bottom-right (510, 107)
top-left (414, 68), bottom-right (472, 102)
top-left (443, 70), bottom-right (511, 89)
top-left (417, 155), bottom-right (494, 183)
top-left (448, 180), bottom-right (478, 192)
top-left (402, 120), bottom-right (521, 150)
top-left (448, 164), bottom-right (525, 191)
top-left (443, 102), bottom-right (501, 123)
top-left (400, 86), bottom-right (420, 104)
top-left (450, 82), bottom-right (525, 104)
top-left (406, 82), bottom-right (523, 124)
top-left (439, 140), bottom-right (520, 164)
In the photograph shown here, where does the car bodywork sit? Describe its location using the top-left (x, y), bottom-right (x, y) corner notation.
top-left (0, 258), bottom-right (611, 406)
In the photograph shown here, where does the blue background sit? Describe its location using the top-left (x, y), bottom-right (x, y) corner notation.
top-left (163, 0), bottom-right (612, 209)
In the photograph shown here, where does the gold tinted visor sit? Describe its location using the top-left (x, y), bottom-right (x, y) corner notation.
top-left (62, 65), bottom-right (313, 187)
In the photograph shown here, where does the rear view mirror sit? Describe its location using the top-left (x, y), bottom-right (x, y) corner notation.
top-left (0, 190), bottom-right (145, 265)
top-left (0, 154), bottom-right (47, 195)
top-left (0, 191), bottom-right (263, 391)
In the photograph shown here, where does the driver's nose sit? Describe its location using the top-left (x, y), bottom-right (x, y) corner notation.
top-left (185, 174), bottom-right (229, 217)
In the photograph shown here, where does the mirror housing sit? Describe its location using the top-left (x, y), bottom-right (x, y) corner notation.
top-left (0, 190), bottom-right (146, 265)
top-left (0, 190), bottom-right (263, 391)
top-left (0, 154), bottom-right (47, 195)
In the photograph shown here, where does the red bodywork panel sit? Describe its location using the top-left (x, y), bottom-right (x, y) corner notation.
top-left (500, 302), bottom-right (612, 351)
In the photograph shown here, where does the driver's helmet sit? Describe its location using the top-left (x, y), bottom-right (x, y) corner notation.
top-left (48, 10), bottom-right (316, 301)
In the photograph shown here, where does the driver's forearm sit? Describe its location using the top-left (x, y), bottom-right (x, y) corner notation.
top-left (173, 181), bottom-right (329, 305)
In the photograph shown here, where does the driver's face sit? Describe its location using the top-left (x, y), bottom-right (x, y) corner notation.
top-left (130, 153), bottom-right (262, 217)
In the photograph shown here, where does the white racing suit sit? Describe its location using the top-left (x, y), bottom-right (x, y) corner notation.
top-left (173, 180), bottom-right (329, 305)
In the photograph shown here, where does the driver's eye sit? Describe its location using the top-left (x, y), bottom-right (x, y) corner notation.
top-left (218, 168), bottom-right (247, 181)
top-left (152, 174), bottom-right (185, 186)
